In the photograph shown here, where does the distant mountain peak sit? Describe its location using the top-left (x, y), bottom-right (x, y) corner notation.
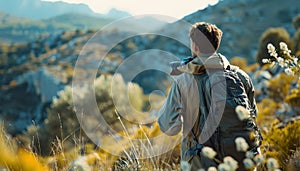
top-left (106, 8), bottom-right (131, 19)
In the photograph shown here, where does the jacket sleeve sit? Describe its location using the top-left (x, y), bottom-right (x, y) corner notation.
top-left (237, 69), bottom-right (258, 116)
top-left (247, 77), bottom-right (258, 117)
top-left (158, 82), bottom-right (183, 136)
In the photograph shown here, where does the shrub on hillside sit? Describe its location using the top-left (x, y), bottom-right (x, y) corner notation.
top-left (230, 57), bottom-right (258, 73)
top-left (27, 74), bottom-right (146, 155)
top-left (293, 14), bottom-right (300, 30)
top-left (294, 29), bottom-right (300, 55)
top-left (256, 28), bottom-right (292, 66)
top-left (262, 120), bottom-right (300, 169)
top-left (268, 73), bottom-right (295, 102)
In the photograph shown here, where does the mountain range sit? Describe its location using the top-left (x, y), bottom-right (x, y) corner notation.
top-left (0, 0), bottom-right (168, 43)
top-left (0, 0), bottom-right (131, 19)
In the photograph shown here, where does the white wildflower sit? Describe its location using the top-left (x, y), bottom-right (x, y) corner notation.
top-left (262, 58), bottom-right (271, 63)
top-left (253, 154), bottom-right (264, 164)
top-left (279, 42), bottom-right (291, 55)
top-left (235, 137), bottom-right (249, 152)
top-left (201, 147), bottom-right (217, 159)
top-left (223, 156), bottom-right (239, 170)
top-left (279, 42), bottom-right (288, 51)
top-left (277, 57), bottom-right (285, 67)
top-left (267, 43), bottom-right (278, 58)
top-left (284, 68), bottom-right (294, 76)
top-left (294, 57), bottom-right (298, 64)
top-left (235, 105), bottom-right (250, 121)
top-left (267, 158), bottom-right (279, 170)
top-left (180, 161), bottom-right (191, 171)
top-left (267, 43), bottom-right (279, 57)
top-left (246, 151), bottom-right (255, 159)
top-left (207, 167), bottom-right (217, 171)
top-left (267, 43), bottom-right (276, 53)
top-left (243, 158), bottom-right (254, 169)
top-left (218, 163), bottom-right (231, 171)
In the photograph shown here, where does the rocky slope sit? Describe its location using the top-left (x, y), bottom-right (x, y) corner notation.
top-left (169, 0), bottom-right (300, 63)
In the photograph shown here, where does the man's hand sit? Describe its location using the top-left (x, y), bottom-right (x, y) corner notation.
top-left (169, 61), bottom-right (182, 75)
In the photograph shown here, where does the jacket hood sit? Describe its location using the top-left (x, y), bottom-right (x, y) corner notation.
top-left (170, 53), bottom-right (230, 75)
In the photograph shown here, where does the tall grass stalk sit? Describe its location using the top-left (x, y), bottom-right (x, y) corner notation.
top-left (114, 109), bottom-right (140, 167)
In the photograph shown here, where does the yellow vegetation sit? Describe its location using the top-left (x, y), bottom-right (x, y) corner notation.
top-left (262, 120), bottom-right (300, 169)
top-left (268, 73), bottom-right (295, 102)
top-left (0, 125), bottom-right (49, 171)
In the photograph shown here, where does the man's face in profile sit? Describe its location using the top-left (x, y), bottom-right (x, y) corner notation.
top-left (190, 38), bottom-right (198, 58)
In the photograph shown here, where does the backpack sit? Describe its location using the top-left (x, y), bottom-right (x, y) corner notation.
top-left (187, 64), bottom-right (263, 162)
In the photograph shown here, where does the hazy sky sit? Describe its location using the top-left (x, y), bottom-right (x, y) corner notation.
top-left (43, 0), bottom-right (219, 20)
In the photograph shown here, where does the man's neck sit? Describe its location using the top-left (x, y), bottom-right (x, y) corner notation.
top-left (197, 52), bottom-right (216, 58)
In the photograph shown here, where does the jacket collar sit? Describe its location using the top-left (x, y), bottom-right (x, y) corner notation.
top-left (176, 53), bottom-right (230, 75)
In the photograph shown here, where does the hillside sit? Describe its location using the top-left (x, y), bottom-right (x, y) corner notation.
top-left (96, 0), bottom-right (300, 70)
top-left (43, 13), bottom-right (114, 30)
top-left (1, 0), bottom-right (300, 170)
top-left (165, 0), bottom-right (300, 63)
top-left (2, 0), bottom-right (300, 134)
top-left (0, 11), bottom-right (32, 24)
top-left (190, 0), bottom-right (300, 62)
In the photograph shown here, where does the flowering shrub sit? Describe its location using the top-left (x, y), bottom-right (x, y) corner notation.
top-left (263, 42), bottom-right (300, 77)
top-left (256, 28), bottom-right (292, 66)
top-left (262, 42), bottom-right (300, 115)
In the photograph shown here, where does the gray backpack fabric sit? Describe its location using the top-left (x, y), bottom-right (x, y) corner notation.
top-left (188, 65), bottom-right (262, 170)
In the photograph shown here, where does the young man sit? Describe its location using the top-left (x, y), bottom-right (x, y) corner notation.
top-left (158, 22), bottom-right (259, 170)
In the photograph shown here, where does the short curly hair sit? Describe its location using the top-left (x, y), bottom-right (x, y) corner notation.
top-left (189, 22), bottom-right (223, 54)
